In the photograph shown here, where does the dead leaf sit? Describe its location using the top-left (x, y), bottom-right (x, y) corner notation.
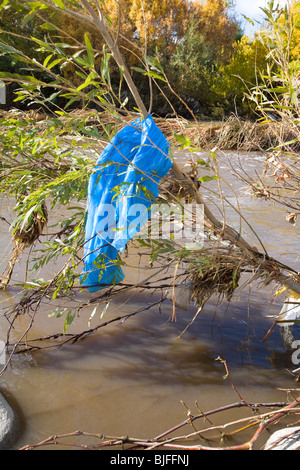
top-left (286, 212), bottom-right (297, 226)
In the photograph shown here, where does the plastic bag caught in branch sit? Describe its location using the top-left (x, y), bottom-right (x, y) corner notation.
top-left (80, 114), bottom-right (172, 292)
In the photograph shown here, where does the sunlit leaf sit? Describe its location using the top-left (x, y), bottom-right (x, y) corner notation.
top-left (51, 0), bottom-right (65, 9)
top-left (84, 33), bottom-right (95, 67)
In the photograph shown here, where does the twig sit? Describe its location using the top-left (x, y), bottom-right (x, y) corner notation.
top-left (216, 356), bottom-right (253, 410)
top-left (7, 298), bottom-right (167, 354)
top-left (18, 400), bottom-right (295, 450)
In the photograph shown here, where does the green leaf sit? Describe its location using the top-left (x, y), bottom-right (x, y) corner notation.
top-left (84, 33), bottom-right (95, 66)
top-left (100, 46), bottom-right (111, 83)
top-left (22, 10), bottom-right (37, 27)
top-left (48, 307), bottom-right (60, 318)
top-left (148, 70), bottom-right (166, 82)
top-left (265, 86), bottom-right (289, 93)
top-left (51, 0), bottom-right (65, 8)
top-left (173, 132), bottom-right (197, 150)
top-left (52, 285), bottom-right (60, 300)
top-left (241, 15), bottom-right (254, 26)
top-left (290, 88), bottom-right (298, 106)
top-left (0, 0), bottom-right (10, 12)
top-left (64, 95), bottom-right (81, 108)
top-left (43, 54), bottom-right (53, 67)
top-left (47, 58), bottom-right (63, 70)
top-left (131, 66), bottom-right (147, 74)
top-left (100, 302), bottom-right (110, 319)
top-left (198, 175), bottom-right (220, 182)
top-left (173, 133), bottom-right (190, 145)
top-left (131, 66), bottom-right (166, 82)
top-left (76, 71), bottom-right (98, 91)
top-left (0, 42), bottom-right (23, 56)
top-left (19, 205), bottom-right (38, 232)
top-left (88, 306), bottom-right (98, 327)
top-left (40, 22), bottom-right (58, 31)
top-left (271, 139), bottom-right (299, 148)
top-left (63, 310), bottom-right (75, 335)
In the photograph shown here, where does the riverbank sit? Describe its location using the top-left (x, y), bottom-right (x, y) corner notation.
top-left (0, 146), bottom-right (299, 449)
top-left (156, 114), bottom-right (300, 152)
top-left (1, 108), bottom-right (298, 152)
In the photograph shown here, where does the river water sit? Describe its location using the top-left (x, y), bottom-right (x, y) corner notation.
top-left (0, 150), bottom-right (299, 450)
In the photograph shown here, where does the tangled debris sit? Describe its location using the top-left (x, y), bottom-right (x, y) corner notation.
top-left (190, 255), bottom-right (242, 308)
top-left (0, 201), bottom-right (48, 289)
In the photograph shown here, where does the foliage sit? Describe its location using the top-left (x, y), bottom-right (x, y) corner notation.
top-left (0, 110), bottom-right (98, 293)
top-left (166, 0), bottom-right (241, 116)
top-left (190, 0), bottom-right (241, 64)
top-left (248, 0), bottom-right (300, 124)
top-left (0, 1), bottom-right (300, 452)
top-left (0, 0), bottom-right (299, 360)
top-left (169, 17), bottom-right (218, 115)
top-left (213, 35), bottom-right (268, 115)
top-left (0, 0), bottom-right (243, 117)
top-left (289, 0), bottom-right (300, 63)
top-left (128, 0), bottom-right (189, 56)
top-left (234, 0), bottom-right (300, 220)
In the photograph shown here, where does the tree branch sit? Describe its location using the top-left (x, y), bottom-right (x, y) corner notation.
top-left (20, 0), bottom-right (300, 296)
top-left (79, 0), bottom-right (149, 118)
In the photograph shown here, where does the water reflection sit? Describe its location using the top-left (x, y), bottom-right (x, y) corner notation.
top-left (0, 151), bottom-right (299, 449)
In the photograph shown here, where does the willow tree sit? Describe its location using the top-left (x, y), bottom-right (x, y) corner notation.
top-left (0, 0), bottom-right (299, 364)
top-left (238, 0), bottom-right (300, 220)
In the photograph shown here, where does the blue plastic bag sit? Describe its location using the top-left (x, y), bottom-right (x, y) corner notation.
top-left (80, 114), bottom-right (172, 292)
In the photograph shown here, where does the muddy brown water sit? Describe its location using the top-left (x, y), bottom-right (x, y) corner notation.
top-left (0, 150), bottom-right (299, 450)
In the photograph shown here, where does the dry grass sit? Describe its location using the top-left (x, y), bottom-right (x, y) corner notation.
top-left (186, 248), bottom-right (246, 310)
top-left (1, 108), bottom-right (298, 151)
top-left (214, 115), bottom-right (300, 152)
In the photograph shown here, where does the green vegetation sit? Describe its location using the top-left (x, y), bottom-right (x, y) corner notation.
top-left (0, 0), bottom-right (298, 118)
top-left (0, 0), bottom-right (298, 370)
top-left (0, 0), bottom-right (253, 117)
top-left (0, 0), bottom-right (299, 451)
